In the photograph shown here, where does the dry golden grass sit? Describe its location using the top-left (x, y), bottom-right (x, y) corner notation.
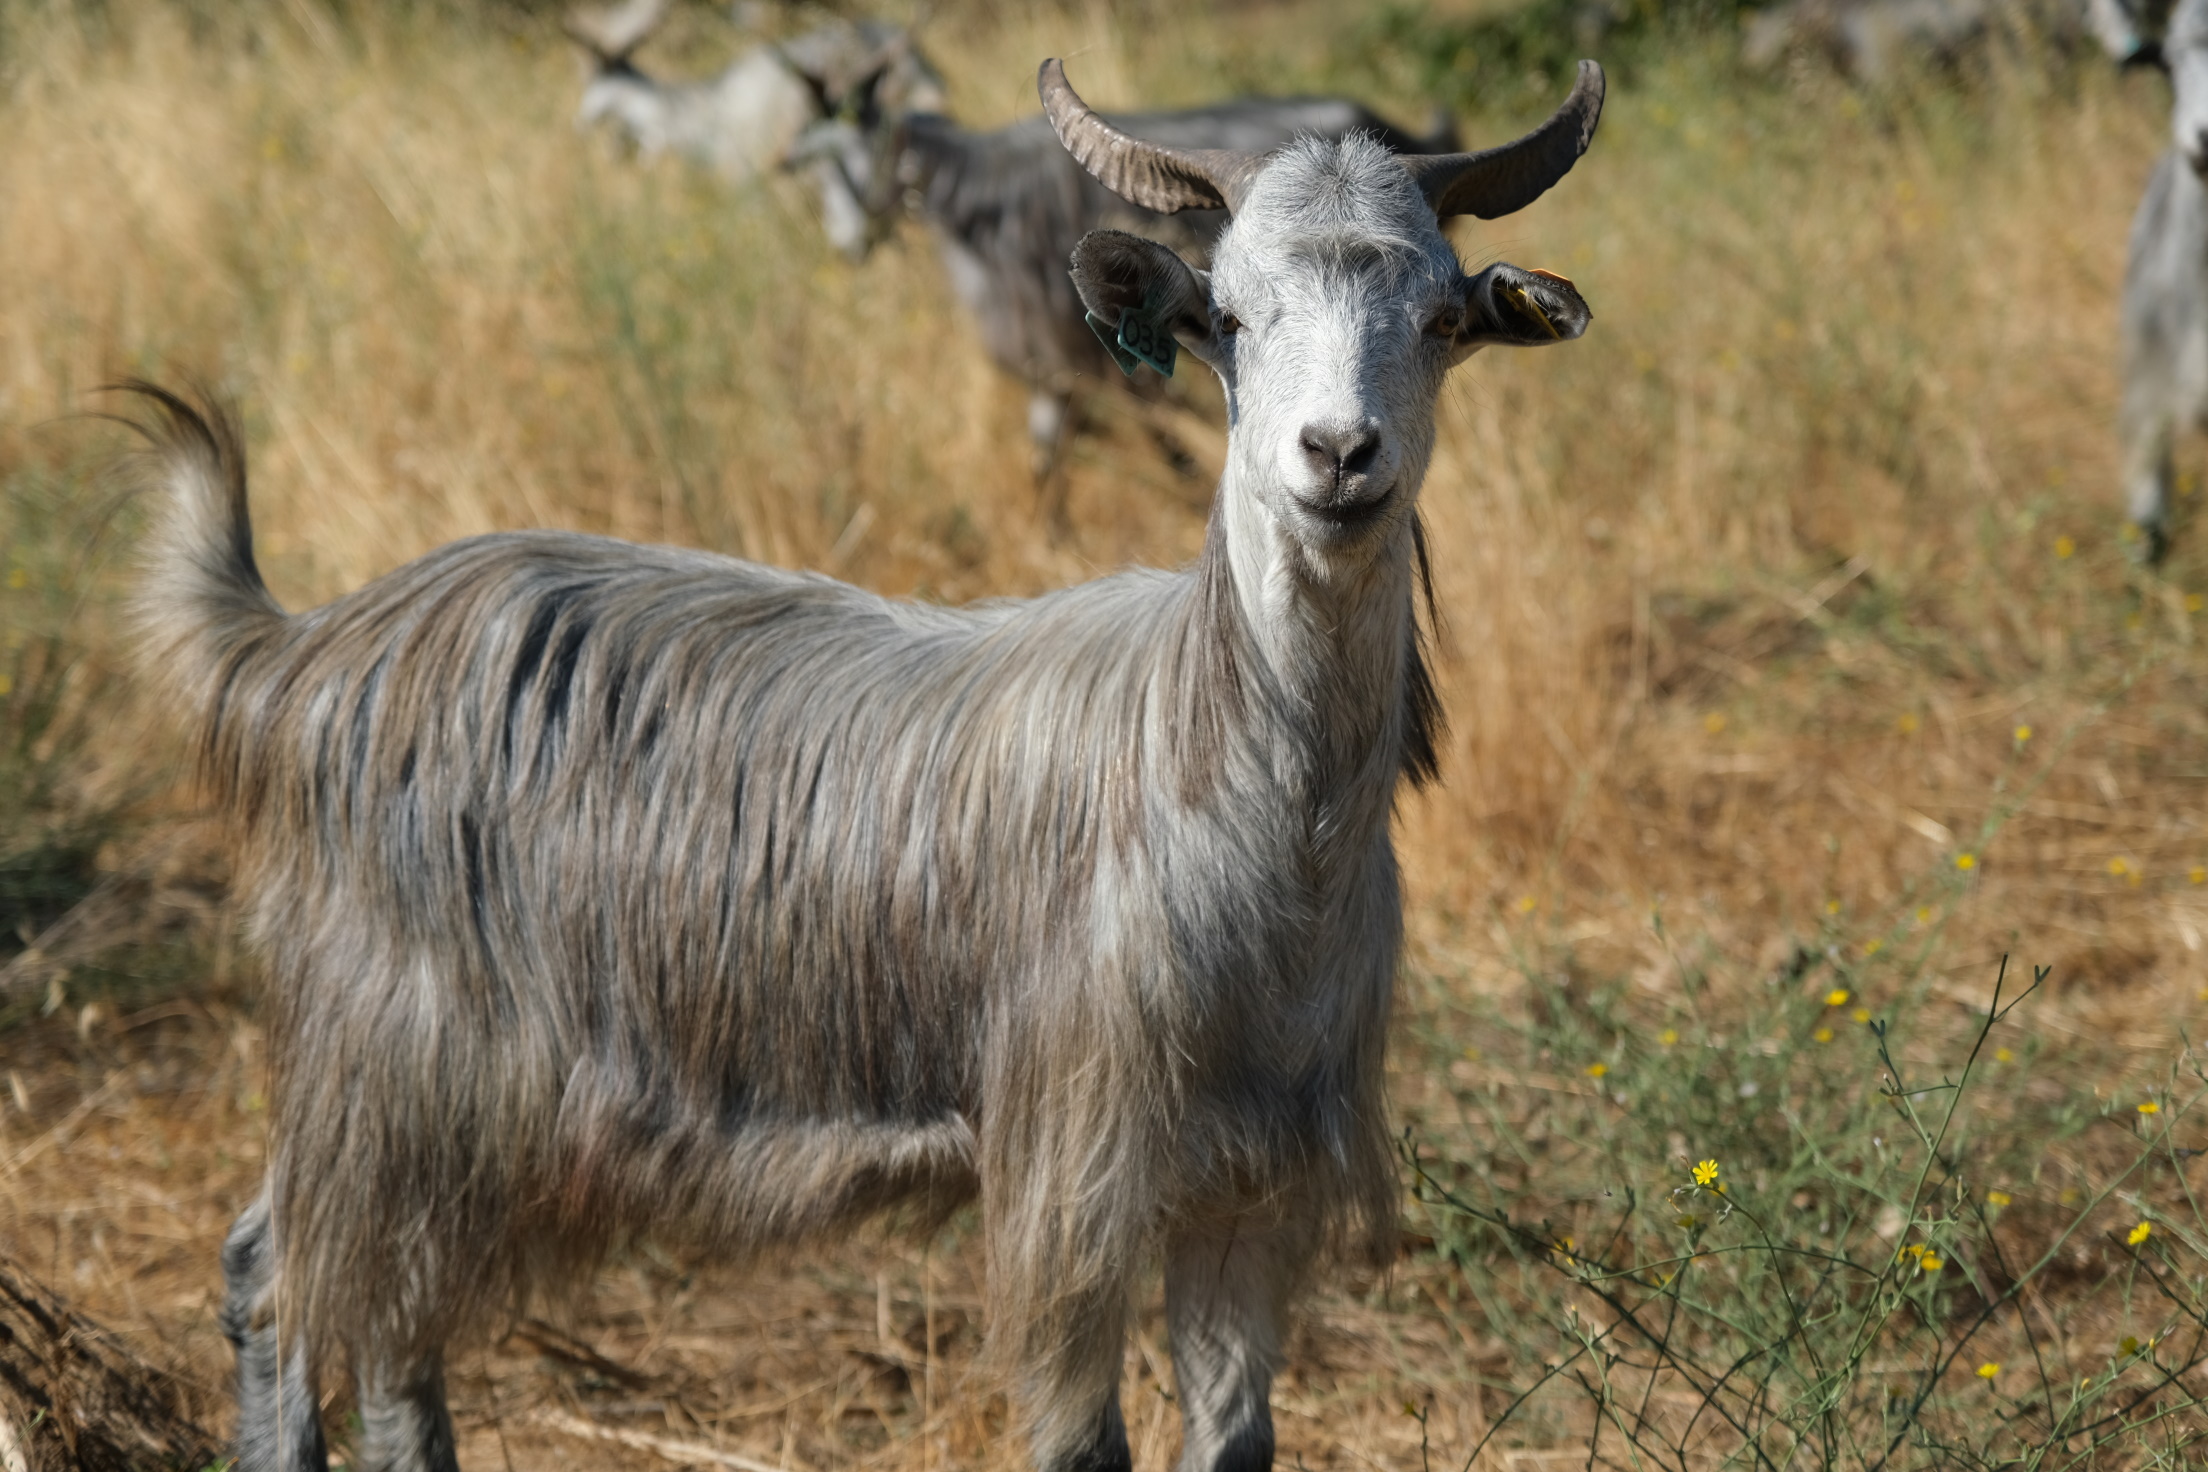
top-left (7, 0), bottom-right (2208, 1466)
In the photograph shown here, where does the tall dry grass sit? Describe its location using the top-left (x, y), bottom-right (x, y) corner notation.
top-left (6, 0), bottom-right (2208, 1465)
top-left (3, 2), bottom-right (2195, 975)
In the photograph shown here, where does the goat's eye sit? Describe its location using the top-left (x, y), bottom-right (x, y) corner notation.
top-left (1218, 312), bottom-right (1243, 335)
top-left (1427, 306), bottom-right (1466, 339)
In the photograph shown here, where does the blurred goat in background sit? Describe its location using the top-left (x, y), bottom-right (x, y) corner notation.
top-left (567, 0), bottom-right (944, 189)
top-left (788, 65), bottom-right (1460, 486)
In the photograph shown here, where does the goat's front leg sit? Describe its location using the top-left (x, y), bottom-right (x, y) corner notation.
top-left (220, 1192), bottom-right (329, 1472)
top-left (1164, 1219), bottom-right (1311, 1472)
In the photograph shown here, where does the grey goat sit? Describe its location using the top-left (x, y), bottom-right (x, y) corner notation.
top-left (129, 54), bottom-right (1601, 1472)
top-left (2097, 0), bottom-right (2207, 559)
top-left (790, 78), bottom-right (1460, 474)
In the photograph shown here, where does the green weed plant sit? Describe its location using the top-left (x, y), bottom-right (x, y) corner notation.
top-left (1406, 933), bottom-right (2208, 1468)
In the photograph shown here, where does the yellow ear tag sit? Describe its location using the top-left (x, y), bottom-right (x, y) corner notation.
top-left (1500, 280), bottom-right (1562, 341)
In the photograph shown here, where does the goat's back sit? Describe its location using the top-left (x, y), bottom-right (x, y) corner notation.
top-left (215, 529), bottom-right (1188, 1361)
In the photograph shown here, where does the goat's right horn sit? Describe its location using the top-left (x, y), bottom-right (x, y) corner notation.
top-left (1399, 60), bottom-right (1604, 220)
top-left (1038, 59), bottom-right (1267, 214)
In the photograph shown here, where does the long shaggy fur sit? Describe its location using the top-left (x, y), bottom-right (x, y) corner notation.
top-left (122, 386), bottom-right (1433, 1435)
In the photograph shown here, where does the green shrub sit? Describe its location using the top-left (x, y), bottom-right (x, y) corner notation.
top-left (1404, 937), bottom-right (2208, 1466)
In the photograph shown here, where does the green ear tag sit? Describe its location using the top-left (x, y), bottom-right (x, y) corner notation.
top-left (1086, 311), bottom-right (1144, 377)
top-left (1116, 295), bottom-right (1177, 378)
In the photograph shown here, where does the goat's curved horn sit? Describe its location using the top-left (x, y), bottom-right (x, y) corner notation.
top-left (1400, 60), bottom-right (1604, 220)
top-left (1038, 59), bottom-right (1268, 214)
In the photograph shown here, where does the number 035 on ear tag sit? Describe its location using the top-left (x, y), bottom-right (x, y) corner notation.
top-left (1085, 292), bottom-right (1177, 378)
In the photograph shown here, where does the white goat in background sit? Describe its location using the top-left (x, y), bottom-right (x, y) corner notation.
top-left (2097, 0), bottom-right (2208, 560)
top-left (566, 0), bottom-right (945, 185)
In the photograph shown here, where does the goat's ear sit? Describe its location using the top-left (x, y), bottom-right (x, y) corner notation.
top-left (1070, 230), bottom-right (1218, 375)
top-left (1455, 263), bottom-right (1591, 359)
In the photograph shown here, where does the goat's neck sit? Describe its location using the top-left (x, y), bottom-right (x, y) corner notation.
top-left (900, 116), bottom-right (964, 206)
top-left (1209, 480), bottom-right (1419, 805)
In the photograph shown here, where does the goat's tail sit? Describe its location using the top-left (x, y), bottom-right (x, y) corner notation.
top-left (117, 381), bottom-right (287, 742)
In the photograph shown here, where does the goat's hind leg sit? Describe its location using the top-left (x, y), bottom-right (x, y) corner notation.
top-left (221, 1193), bottom-right (329, 1472)
top-left (1019, 1284), bottom-right (1133, 1472)
top-left (1164, 1217), bottom-right (1314, 1472)
top-left (353, 1356), bottom-right (460, 1472)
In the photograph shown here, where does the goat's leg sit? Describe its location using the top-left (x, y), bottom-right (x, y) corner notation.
top-left (1164, 1218), bottom-right (1312, 1472)
top-left (1029, 390), bottom-right (1076, 537)
top-left (2120, 152), bottom-right (2196, 566)
top-left (2123, 392), bottom-right (2176, 565)
top-left (1020, 1287), bottom-right (1132, 1472)
top-left (353, 1355), bottom-right (461, 1472)
top-left (220, 1192), bottom-right (329, 1472)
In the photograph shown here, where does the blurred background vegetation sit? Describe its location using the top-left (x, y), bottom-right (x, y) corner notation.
top-left (4, 0), bottom-right (2208, 1465)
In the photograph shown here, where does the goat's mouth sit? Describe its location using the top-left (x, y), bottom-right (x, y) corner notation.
top-left (1297, 483), bottom-right (1397, 532)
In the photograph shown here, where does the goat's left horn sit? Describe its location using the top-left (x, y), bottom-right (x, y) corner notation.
top-left (1038, 59), bottom-right (1267, 214)
top-left (1400, 60), bottom-right (1605, 220)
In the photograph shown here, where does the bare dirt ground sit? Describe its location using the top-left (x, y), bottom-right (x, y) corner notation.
top-left (3, 988), bottom-right (1521, 1472)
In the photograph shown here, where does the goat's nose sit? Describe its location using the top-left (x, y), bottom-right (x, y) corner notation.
top-left (1299, 424), bottom-right (1382, 484)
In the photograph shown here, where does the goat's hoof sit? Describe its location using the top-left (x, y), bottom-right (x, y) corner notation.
top-left (2126, 520), bottom-right (2171, 567)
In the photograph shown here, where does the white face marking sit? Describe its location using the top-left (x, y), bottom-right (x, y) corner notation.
top-left (1196, 137), bottom-right (1471, 558)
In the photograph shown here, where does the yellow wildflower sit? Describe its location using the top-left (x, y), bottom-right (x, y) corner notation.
top-left (2109, 857), bottom-right (2130, 877)
top-left (1853, 1008), bottom-right (1872, 1024)
top-left (2129, 1221), bottom-right (2152, 1246)
top-left (2121, 1336), bottom-right (2141, 1357)
top-left (1658, 1028), bottom-right (1679, 1047)
top-left (1896, 712), bottom-right (1920, 735)
top-left (1956, 853), bottom-right (1977, 871)
top-left (1826, 988), bottom-right (1850, 1007)
top-left (2055, 534), bottom-right (2076, 559)
top-left (1692, 1159), bottom-right (1719, 1187)
top-left (0, 674), bottom-right (12, 698)
top-left (4, 568), bottom-right (23, 590)
top-left (1920, 1254), bottom-right (1944, 1271)
top-left (1977, 1362), bottom-right (1999, 1380)
top-left (1586, 1062), bottom-right (1608, 1078)
top-left (1987, 1190), bottom-right (2011, 1207)
top-left (1825, 899), bottom-right (1841, 915)
top-left (2139, 1100), bottom-right (2161, 1115)
top-left (2190, 593), bottom-right (2206, 613)
top-left (2192, 866), bottom-right (2206, 885)
top-left (1915, 906), bottom-right (1932, 924)
top-left (1865, 939), bottom-right (1883, 955)
top-left (1515, 895), bottom-right (1537, 914)
top-left (2014, 724), bottom-right (2032, 744)
top-left (1704, 712), bottom-right (1726, 734)
top-left (1814, 1027), bottom-right (1834, 1044)
top-left (1995, 1047), bottom-right (2013, 1063)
